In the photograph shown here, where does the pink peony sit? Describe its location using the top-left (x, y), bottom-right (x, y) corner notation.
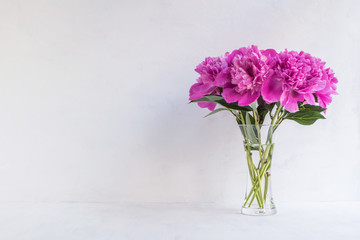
top-left (262, 50), bottom-right (334, 112)
top-left (189, 46), bottom-right (337, 113)
top-left (214, 45), bottom-right (271, 106)
top-left (189, 56), bottom-right (227, 110)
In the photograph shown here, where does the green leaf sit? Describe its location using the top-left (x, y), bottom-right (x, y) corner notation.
top-left (198, 95), bottom-right (223, 102)
top-left (190, 95), bottom-right (252, 111)
top-left (301, 104), bottom-right (326, 112)
top-left (257, 102), bottom-right (275, 124)
top-left (285, 110), bottom-right (325, 125)
top-left (245, 113), bottom-right (258, 144)
top-left (203, 108), bottom-right (228, 118)
top-left (245, 112), bottom-right (255, 124)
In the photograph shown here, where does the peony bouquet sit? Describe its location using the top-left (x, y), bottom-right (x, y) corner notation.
top-left (189, 45), bottom-right (338, 215)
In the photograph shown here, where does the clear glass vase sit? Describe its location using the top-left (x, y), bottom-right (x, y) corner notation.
top-left (239, 124), bottom-right (277, 216)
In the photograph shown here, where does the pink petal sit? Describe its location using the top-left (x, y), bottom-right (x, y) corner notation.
top-left (280, 90), bottom-right (304, 113)
top-left (261, 71), bottom-right (283, 103)
top-left (189, 83), bottom-right (216, 101)
top-left (197, 102), bottom-right (216, 111)
top-left (227, 48), bottom-right (246, 63)
top-left (222, 88), bottom-right (260, 106)
top-left (214, 68), bottom-right (232, 88)
top-left (317, 93), bottom-right (332, 108)
top-left (304, 93), bottom-right (316, 105)
top-left (222, 88), bottom-right (242, 103)
top-left (237, 91), bottom-right (261, 106)
top-left (261, 49), bottom-right (277, 58)
top-left (280, 90), bottom-right (289, 108)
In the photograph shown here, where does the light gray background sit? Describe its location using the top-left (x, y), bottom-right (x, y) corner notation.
top-left (0, 0), bottom-right (359, 204)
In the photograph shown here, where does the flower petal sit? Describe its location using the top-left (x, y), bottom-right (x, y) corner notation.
top-left (214, 68), bottom-right (232, 88)
top-left (222, 88), bottom-right (260, 106)
top-left (281, 90), bottom-right (304, 112)
top-left (237, 90), bottom-right (261, 106)
top-left (261, 71), bottom-right (283, 103)
top-left (222, 88), bottom-right (243, 103)
top-left (197, 102), bottom-right (216, 111)
top-left (316, 93), bottom-right (332, 108)
top-left (303, 93), bottom-right (316, 105)
top-left (261, 49), bottom-right (277, 58)
top-left (189, 83), bottom-right (216, 100)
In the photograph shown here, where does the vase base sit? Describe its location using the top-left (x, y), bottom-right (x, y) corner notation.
top-left (241, 206), bottom-right (277, 216)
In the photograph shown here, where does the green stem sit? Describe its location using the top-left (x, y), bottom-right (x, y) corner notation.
top-left (241, 106), bottom-right (282, 209)
top-left (271, 106), bottom-right (282, 126)
top-left (252, 108), bottom-right (263, 168)
top-left (245, 150), bottom-right (263, 208)
top-left (263, 174), bottom-right (269, 201)
top-left (239, 112), bottom-right (264, 208)
top-left (244, 144), bottom-right (274, 207)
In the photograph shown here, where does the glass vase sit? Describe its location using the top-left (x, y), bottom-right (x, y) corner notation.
top-left (239, 124), bottom-right (277, 216)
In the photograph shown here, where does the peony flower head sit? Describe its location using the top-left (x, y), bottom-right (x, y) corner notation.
top-left (215, 45), bottom-right (271, 106)
top-left (189, 56), bottom-right (227, 110)
top-left (195, 56), bottom-right (228, 84)
top-left (262, 50), bottom-right (335, 112)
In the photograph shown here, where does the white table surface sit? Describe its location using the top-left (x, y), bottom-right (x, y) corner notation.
top-left (0, 202), bottom-right (358, 240)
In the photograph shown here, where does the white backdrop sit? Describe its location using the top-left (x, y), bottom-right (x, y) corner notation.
top-left (0, 0), bottom-right (359, 204)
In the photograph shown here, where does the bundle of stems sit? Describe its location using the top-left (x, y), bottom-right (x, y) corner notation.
top-left (230, 104), bottom-right (286, 208)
